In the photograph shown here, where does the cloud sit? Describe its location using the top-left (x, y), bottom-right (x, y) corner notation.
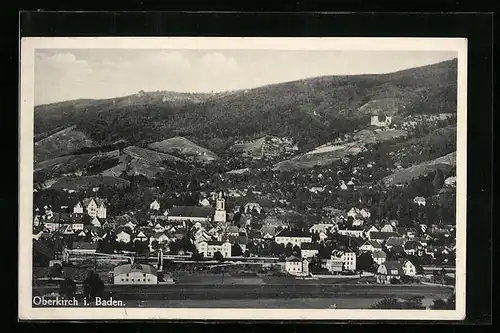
top-left (142, 51), bottom-right (191, 71)
top-left (35, 52), bottom-right (94, 105)
top-left (200, 52), bottom-right (238, 71)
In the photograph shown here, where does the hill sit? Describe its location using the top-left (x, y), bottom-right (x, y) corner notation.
top-left (34, 126), bottom-right (95, 163)
top-left (49, 175), bottom-right (131, 191)
top-left (273, 141), bottom-right (365, 171)
top-left (273, 128), bottom-right (407, 171)
top-left (230, 137), bottom-right (266, 157)
top-left (122, 146), bottom-right (185, 164)
top-left (34, 59), bottom-right (457, 153)
top-left (148, 136), bottom-right (219, 163)
top-left (382, 151), bottom-right (456, 186)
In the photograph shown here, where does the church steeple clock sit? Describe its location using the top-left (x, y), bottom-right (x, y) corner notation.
top-left (214, 191), bottom-right (226, 223)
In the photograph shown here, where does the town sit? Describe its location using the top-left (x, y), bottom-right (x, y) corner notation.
top-left (30, 57), bottom-right (459, 310)
top-left (33, 154), bottom-right (457, 292)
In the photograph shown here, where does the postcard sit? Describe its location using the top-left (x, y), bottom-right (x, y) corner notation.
top-left (19, 37), bottom-right (467, 320)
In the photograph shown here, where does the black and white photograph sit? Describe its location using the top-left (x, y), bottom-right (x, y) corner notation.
top-left (19, 37), bottom-right (467, 320)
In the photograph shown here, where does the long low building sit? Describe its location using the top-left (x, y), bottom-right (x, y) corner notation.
top-left (113, 263), bottom-right (158, 285)
top-left (166, 206), bottom-right (215, 223)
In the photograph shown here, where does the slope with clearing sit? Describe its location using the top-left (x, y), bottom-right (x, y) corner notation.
top-left (148, 136), bottom-right (218, 163)
top-left (382, 151), bottom-right (456, 186)
top-left (34, 125), bottom-right (95, 163)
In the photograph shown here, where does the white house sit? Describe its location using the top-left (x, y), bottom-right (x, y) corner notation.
top-left (401, 259), bottom-right (417, 276)
top-left (284, 256), bottom-right (309, 276)
top-left (199, 198), bottom-right (211, 207)
top-left (91, 217), bottom-right (101, 228)
top-left (150, 200), bottom-right (161, 211)
top-left (359, 240), bottom-right (382, 252)
top-left (133, 231), bottom-right (148, 243)
top-left (300, 243), bottom-right (319, 259)
top-left (330, 250), bottom-right (357, 271)
top-left (116, 231), bottom-right (132, 243)
top-left (74, 198), bottom-right (107, 219)
top-left (113, 263), bottom-right (157, 285)
top-left (275, 230), bottom-right (312, 247)
top-left (380, 224), bottom-right (394, 233)
top-left (309, 224), bottom-right (333, 234)
top-left (196, 240), bottom-right (232, 258)
top-left (337, 229), bottom-right (364, 238)
top-left (413, 196), bottom-right (426, 207)
top-left (71, 222), bottom-right (84, 231)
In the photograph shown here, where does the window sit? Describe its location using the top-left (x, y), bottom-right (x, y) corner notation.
top-left (121, 278), bottom-right (124, 281)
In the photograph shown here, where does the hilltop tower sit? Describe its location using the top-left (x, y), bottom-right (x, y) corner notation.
top-left (213, 191), bottom-right (227, 223)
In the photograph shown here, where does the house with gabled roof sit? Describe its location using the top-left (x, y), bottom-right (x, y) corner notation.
top-left (376, 261), bottom-right (404, 284)
top-left (73, 197), bottom-right (107, 219)
top-left (372, 250), bottom-right (387, 265)
top-left (369, 231), bottom-right (400, 243)
top-left (284, 256), bottom-right (309, 276)
top-left (149, 199), bottom-right (161, 211)
top-left (275, 229), bottom-right (312, 247)
top-left (359, 240), bottom-right (383, 252)
top-left (404, 240), bottom-right (424, 256)
top-left (385, 236), bottom-right (406, 250)
top-left (167, 206), bottom-right (215, 223)
top-left (116, 230), bottom-right (131, 243)
top-left (400, 259), bottom-right (417, 276)
top-left (300, 243), bottom-right (319, 259)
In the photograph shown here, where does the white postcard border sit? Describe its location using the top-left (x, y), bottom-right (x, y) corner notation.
top-left (19, 37), bottom-right (467, 321)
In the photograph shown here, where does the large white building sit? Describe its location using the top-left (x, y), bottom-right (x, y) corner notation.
top-left (73, 198), bottom-right (107, 219)
top-left (327, 250), bottom-right (357, 272)
top-left (196, 240), bottom-right (232, 258)
top-left (113, 263), bottom-right (158, 285)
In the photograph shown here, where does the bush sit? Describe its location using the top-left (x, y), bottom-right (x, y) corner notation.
top-left (59, 278), bottom-right (77, 298)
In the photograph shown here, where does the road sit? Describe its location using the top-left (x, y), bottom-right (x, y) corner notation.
top-left (33, 283), bottom-right (454, 301)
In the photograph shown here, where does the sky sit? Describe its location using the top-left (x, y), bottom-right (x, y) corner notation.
top-left (34, 49), bottom-right (457, 106)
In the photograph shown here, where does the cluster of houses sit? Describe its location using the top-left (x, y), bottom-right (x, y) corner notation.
top-left (33, 187), bottom-right (456, 283)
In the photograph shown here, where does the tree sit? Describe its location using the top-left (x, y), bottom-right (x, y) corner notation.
top-left (431, 294), bottom-right (455, 310)
top-left (49, 263), bottom-right (63, 278)
top-left (356, 252), bottom-right (375, 272)
top-left (231, 243), bottom-right (243, 257)
top-left (213, 251), bottom-right (224, 261)
top-left (83, 271), bottom-right (105, 300)
top-left (371, 297), bottom-right (425, 309)
top-left (59, 278), bottom-right (77, 298)
top-left (243, 250), bottom-right (250, 257)
top-left (151, 240), bottom-right (160, 251)
top-left (433, 169), bottom-right (445, 192)
top-left (191, 250), bottom-right (203, 262)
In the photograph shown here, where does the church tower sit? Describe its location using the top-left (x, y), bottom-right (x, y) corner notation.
top-left (213, 191), bottom-right (227, 223)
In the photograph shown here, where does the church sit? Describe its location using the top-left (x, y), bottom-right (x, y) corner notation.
top-left (166, 191), bottom-right (227, 224)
